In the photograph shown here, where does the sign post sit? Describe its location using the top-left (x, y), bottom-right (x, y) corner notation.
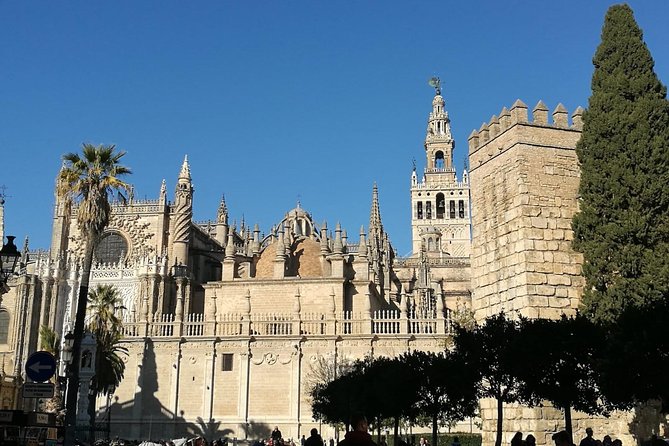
top-left (25, 351), bottom-right (57, 383)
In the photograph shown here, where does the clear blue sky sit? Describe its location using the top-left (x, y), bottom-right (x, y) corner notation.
top-left (1, 1), bottom-right (668, 256)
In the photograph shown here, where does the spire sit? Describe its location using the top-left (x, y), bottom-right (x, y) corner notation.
top-left (217, 195), bottom-right (228, 222)
top-left (179, 155), bottom-right (191, 181)
top-left (369, 183), bottom-right (383, 232)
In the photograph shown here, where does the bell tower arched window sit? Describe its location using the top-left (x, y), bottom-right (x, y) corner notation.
top-left (434, 151), bottom-right (445, 169)
top-left (436, 193), bottom-right (445, 219)
top-left (417, 202), bottom-right (423, 220)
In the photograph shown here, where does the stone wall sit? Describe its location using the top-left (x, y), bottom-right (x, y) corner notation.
top-left (467, 101), bottom-right (665, 446)
top-left (468, 100), bottom-right (583, 321)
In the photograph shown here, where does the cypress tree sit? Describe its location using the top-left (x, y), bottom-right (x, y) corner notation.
top-left (572, 4), bottom-right (669, 323)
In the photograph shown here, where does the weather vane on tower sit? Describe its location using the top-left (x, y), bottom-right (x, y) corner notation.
top-left (428, 76), bottom-right (441, 95)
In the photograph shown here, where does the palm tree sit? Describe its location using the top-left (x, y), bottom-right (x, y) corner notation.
top-left (87, 284), bottom-right (125, 336)
top-left (86, 284), bottom-right (128, 440)
top-left (39, 325), bottom-right (64, 416)
top-left (58, 143), bottom-right (131, 445)
top-left (86, 284), bottom-right (127, 394)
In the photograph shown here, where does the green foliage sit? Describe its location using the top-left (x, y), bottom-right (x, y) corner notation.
top-left (87, 284), bottom-right (127, 396)
top-left (452, 313), bottom-right (523, 446)
top-left (572, 4), bottom-right (669, 323)
top-left (387, 434), bottom-right (481, 446)
top-left (39, 325), bottom-right (60, 356)
top-left (597, 300), bottom-right (669, 413)
top-left (517, 314), bottom-right (607, 439)
top-left (58, 144), bottom-right (132, 241)
top-left (311, 351), bottom-right (478, 443)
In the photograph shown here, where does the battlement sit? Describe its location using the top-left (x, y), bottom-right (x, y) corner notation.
top-left (468, 100), bottom-right (584, 170)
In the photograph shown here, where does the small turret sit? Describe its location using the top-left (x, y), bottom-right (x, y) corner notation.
top-left (215, 195), bottom-right (229, 246)
top-left (332, 222), bottom-right (343, 254)
top-left (171, 155), bottom-right (193, 265)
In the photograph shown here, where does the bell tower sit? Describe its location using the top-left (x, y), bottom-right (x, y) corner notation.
top-left (410, 78), bottom-right (471, 258)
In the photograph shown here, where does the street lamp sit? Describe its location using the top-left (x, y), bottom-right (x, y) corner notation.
top-left (62, 332), bottom-right (75, 364)
top-left (0, 235), bottom-right (21, 295)
top-left (171, 261), bottom-right (188, 278)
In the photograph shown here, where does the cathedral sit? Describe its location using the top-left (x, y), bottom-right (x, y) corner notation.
top-left (1, 83), bottom-right (644, 446)
top-left (1, 84), bottom-right (472, 441)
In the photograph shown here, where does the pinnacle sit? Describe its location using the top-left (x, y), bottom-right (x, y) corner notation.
top-left (179, 155), bottom-right (191, 180)
top-left (369, 183), bottom-right (383, 231)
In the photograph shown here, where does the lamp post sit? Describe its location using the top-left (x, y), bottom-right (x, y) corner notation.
top-left (0, 235), bottom-right (21, 300)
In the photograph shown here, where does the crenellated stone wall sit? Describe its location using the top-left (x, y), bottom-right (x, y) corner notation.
top-left (468, 100), bottom-right (584, 321)
top-left (466, 100), bottom-right (663, 446)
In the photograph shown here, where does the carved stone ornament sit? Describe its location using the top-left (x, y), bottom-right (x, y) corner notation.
top-left (69, 214), bottom-right (155, 261)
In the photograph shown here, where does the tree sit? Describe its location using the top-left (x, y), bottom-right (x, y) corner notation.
top-left (86, 284), bottom-right (128, 440)
top-left (311, 360), bottom-right (369, 429)
top-left (517, 315), bottom-right (606, 444)
top-left (371, 357), bottom-right (419, 446)
top-left (87, 284), bottom-right (127, 396)
top-left (57, 143), bottom-right (131, 445)
top-left (572, 4), bottom-right (669, 323)
top-left (597, 300), bottom-right (669, 413)
top-left (39, 325), bottom-right (64, 416)
top-left (403, 351), bottom-right (478, 446)
top-left (452, 313), bottom-right (524, 446)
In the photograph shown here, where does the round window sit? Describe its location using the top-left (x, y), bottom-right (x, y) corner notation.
top-left (95, 232), bottom-right (129, 264)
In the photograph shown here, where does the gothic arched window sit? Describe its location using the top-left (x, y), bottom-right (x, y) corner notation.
top-left (0, 310), bottom-right (9, 344)
top-left (95, 232), bottom-right (128, 264)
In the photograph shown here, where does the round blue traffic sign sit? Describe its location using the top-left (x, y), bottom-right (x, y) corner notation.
top-left (25, 351), bottom-right (57, 382)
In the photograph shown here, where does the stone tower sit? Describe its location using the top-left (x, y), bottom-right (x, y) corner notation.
top-left (170, 155), bottom-right (193, 266)
top-left (410, 80), bottom-right (471, 257)
top-left (468, 100), bottom-right (585, 322)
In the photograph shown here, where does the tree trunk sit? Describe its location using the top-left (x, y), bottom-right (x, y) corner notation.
top-left (564, 404), bottom-right (573, 445)
top-left (64, 235), bottom-right (96, 446)
top-left (394, 416), bottom-right (400, 446)
top-left (432, 412), bottom-right (438, 446)
top-left (495, 396), bottom-right (503, 446)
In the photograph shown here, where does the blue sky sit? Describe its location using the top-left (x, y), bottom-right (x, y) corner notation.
top-left (1, 1), bottom-right (668, 256)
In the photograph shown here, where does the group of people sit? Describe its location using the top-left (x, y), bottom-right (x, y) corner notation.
top-left (510, 428), bottom-right (625, 446)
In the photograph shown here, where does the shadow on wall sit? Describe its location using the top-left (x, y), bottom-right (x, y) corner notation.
top-left (100, 339), bottom-right (235, 441)
top-left (244, 421), bottom-right (272, 441)
top-left (628, 400), bottom-right (665, 444)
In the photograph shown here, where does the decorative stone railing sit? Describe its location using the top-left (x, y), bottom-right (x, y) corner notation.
top-left (118, 308), bottom-right (453, 339)
top-left (394, 256), bottom-right (470, 267)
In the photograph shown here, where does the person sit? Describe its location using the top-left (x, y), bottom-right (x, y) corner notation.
top-left (511, 432), bottom-right (523, 446)
top-left (273, 428), bottom-right (283, 444)
top-left (379, 436), bottom-right (388, 446)
top-left (602, 437), bottom-right (612, 446)
top-left (338, 414), bottom-right (376, 446)
top-left (301, 436), bottom-right (306, 446)
top-left (611, 440), bottom-right (622, 446)
top-left (451, 437), bottom-right (461, 446)
top-left (306, 429), bottom-right (324, 446)
top-left (419, 438), bottom-right (429, 446)
top-left (552, 431), bottom-right (571, 446)
top-left (580, 428), bottom-right (597, 446)
top-left (525, 435), bottom-right (536, 446)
